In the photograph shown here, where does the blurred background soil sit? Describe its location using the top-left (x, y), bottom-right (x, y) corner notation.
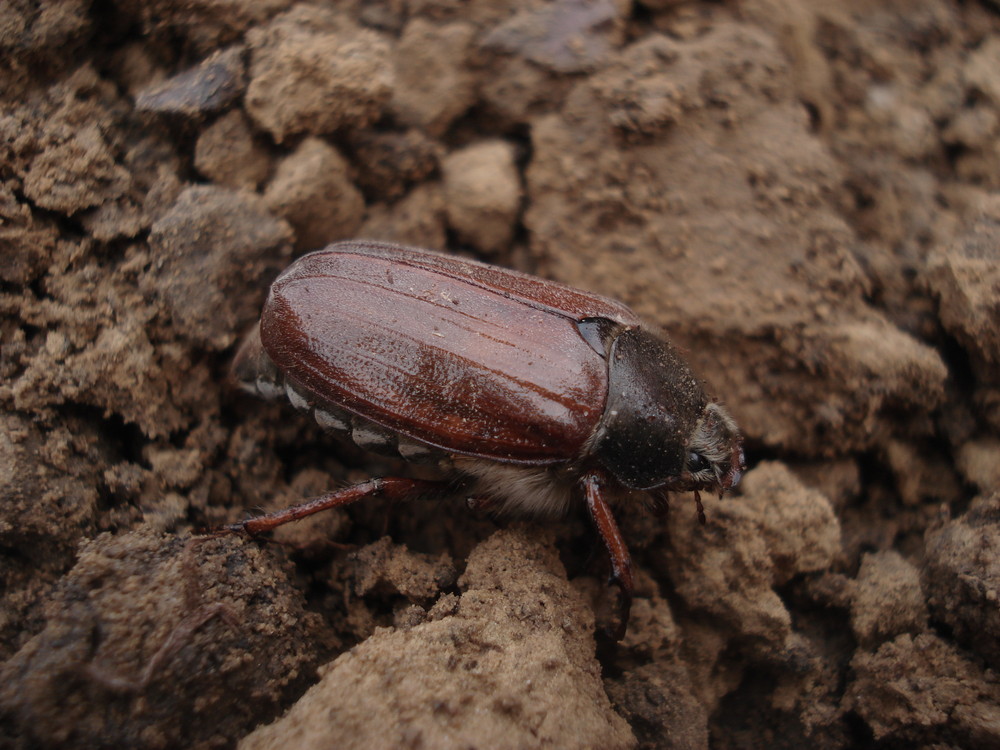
top-left (2, 1), bottom-right (1000, 748)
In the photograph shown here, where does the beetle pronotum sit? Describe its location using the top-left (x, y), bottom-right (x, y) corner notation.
top-left (227, 240), bottom-right (744, 638)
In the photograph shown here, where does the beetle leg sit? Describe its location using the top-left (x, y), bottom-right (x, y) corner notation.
top-left (581, 471), bottom-right (633, 641)
top-left (218, 478), bottom-right (451, 537)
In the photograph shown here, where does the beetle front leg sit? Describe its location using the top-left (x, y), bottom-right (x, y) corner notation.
top-left (580, 470), bottom-right (633, 641)
top-left (217, 477), bottom-right (451, 537)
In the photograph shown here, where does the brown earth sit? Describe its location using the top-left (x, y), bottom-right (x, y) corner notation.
top-left (2, 1), bottom-right (1000, 748)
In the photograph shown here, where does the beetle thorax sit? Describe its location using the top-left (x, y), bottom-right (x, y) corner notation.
top-left (588, 327), bottom-right (708, 490)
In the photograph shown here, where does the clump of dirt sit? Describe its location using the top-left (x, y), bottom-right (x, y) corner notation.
top-left (0, 531), bottom-right (333, 749)
top-left (923, 495), bottom-right (1000, 669)
top-left (845, 632), bottom-right (1000, 746)
top-left (240, 528), bottom-right (634, 750)
top-left (2, 1), bottom-right (999, 748)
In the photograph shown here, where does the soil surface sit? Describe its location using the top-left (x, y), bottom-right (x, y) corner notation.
top-left (2, 1), bottom-right (1000, 748)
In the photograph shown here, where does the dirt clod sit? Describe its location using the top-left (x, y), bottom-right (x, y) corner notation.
top-left (239, 528), bottom-right (635, 750)
top-left (262, 136), bottom-right (364, 251)
top-left (845, 632), bottom-right (1000, 747)
top-left (923, 495), bottom-right (1000, 670)
top-left (148, 185), bottom-right (293, 350)
top-left (135, 45), bottom-right (247, 117)
top-left (442, 139), bottom-right (522, 255)
top-left (392, 19), bottom-right (476, 137)
top-left (195, 110), bottom-right (271, 190)
top-left (851, 550), bottom-right (928, 650)
top-left (245, 6), bottom-right (393, 142)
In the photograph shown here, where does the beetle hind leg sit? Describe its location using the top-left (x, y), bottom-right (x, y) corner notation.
top-left (215, 477), bottom-right (453, 538)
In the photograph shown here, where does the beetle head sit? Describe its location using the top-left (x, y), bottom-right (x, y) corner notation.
top-left (681, 402), bottom-right (745, 494)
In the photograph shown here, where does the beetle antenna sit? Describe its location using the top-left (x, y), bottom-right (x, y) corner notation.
top-left (694, 490), bottom-right (706, 525)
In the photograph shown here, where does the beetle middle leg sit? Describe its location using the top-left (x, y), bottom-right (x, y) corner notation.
top-left (580, 470), bottom-right (633, 641)
top-left (218, 477), bottom-right (452, 537)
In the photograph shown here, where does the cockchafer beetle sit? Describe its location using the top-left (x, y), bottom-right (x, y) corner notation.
top-left (227, 240), bottom-right (745, 638)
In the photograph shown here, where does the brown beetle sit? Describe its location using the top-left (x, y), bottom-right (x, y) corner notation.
top-left (229, 240), bottom-right (744, 638)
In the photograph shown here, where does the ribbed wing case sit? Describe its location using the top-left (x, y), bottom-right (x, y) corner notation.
top-left (259, 241), bottom-right (643, 463)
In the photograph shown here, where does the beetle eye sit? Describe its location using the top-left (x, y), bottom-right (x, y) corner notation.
top-left (687, 452), bottom-right (708, 473)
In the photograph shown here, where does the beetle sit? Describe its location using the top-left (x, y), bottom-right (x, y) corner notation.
top-left (227, 240), bottom-right (744, 638)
